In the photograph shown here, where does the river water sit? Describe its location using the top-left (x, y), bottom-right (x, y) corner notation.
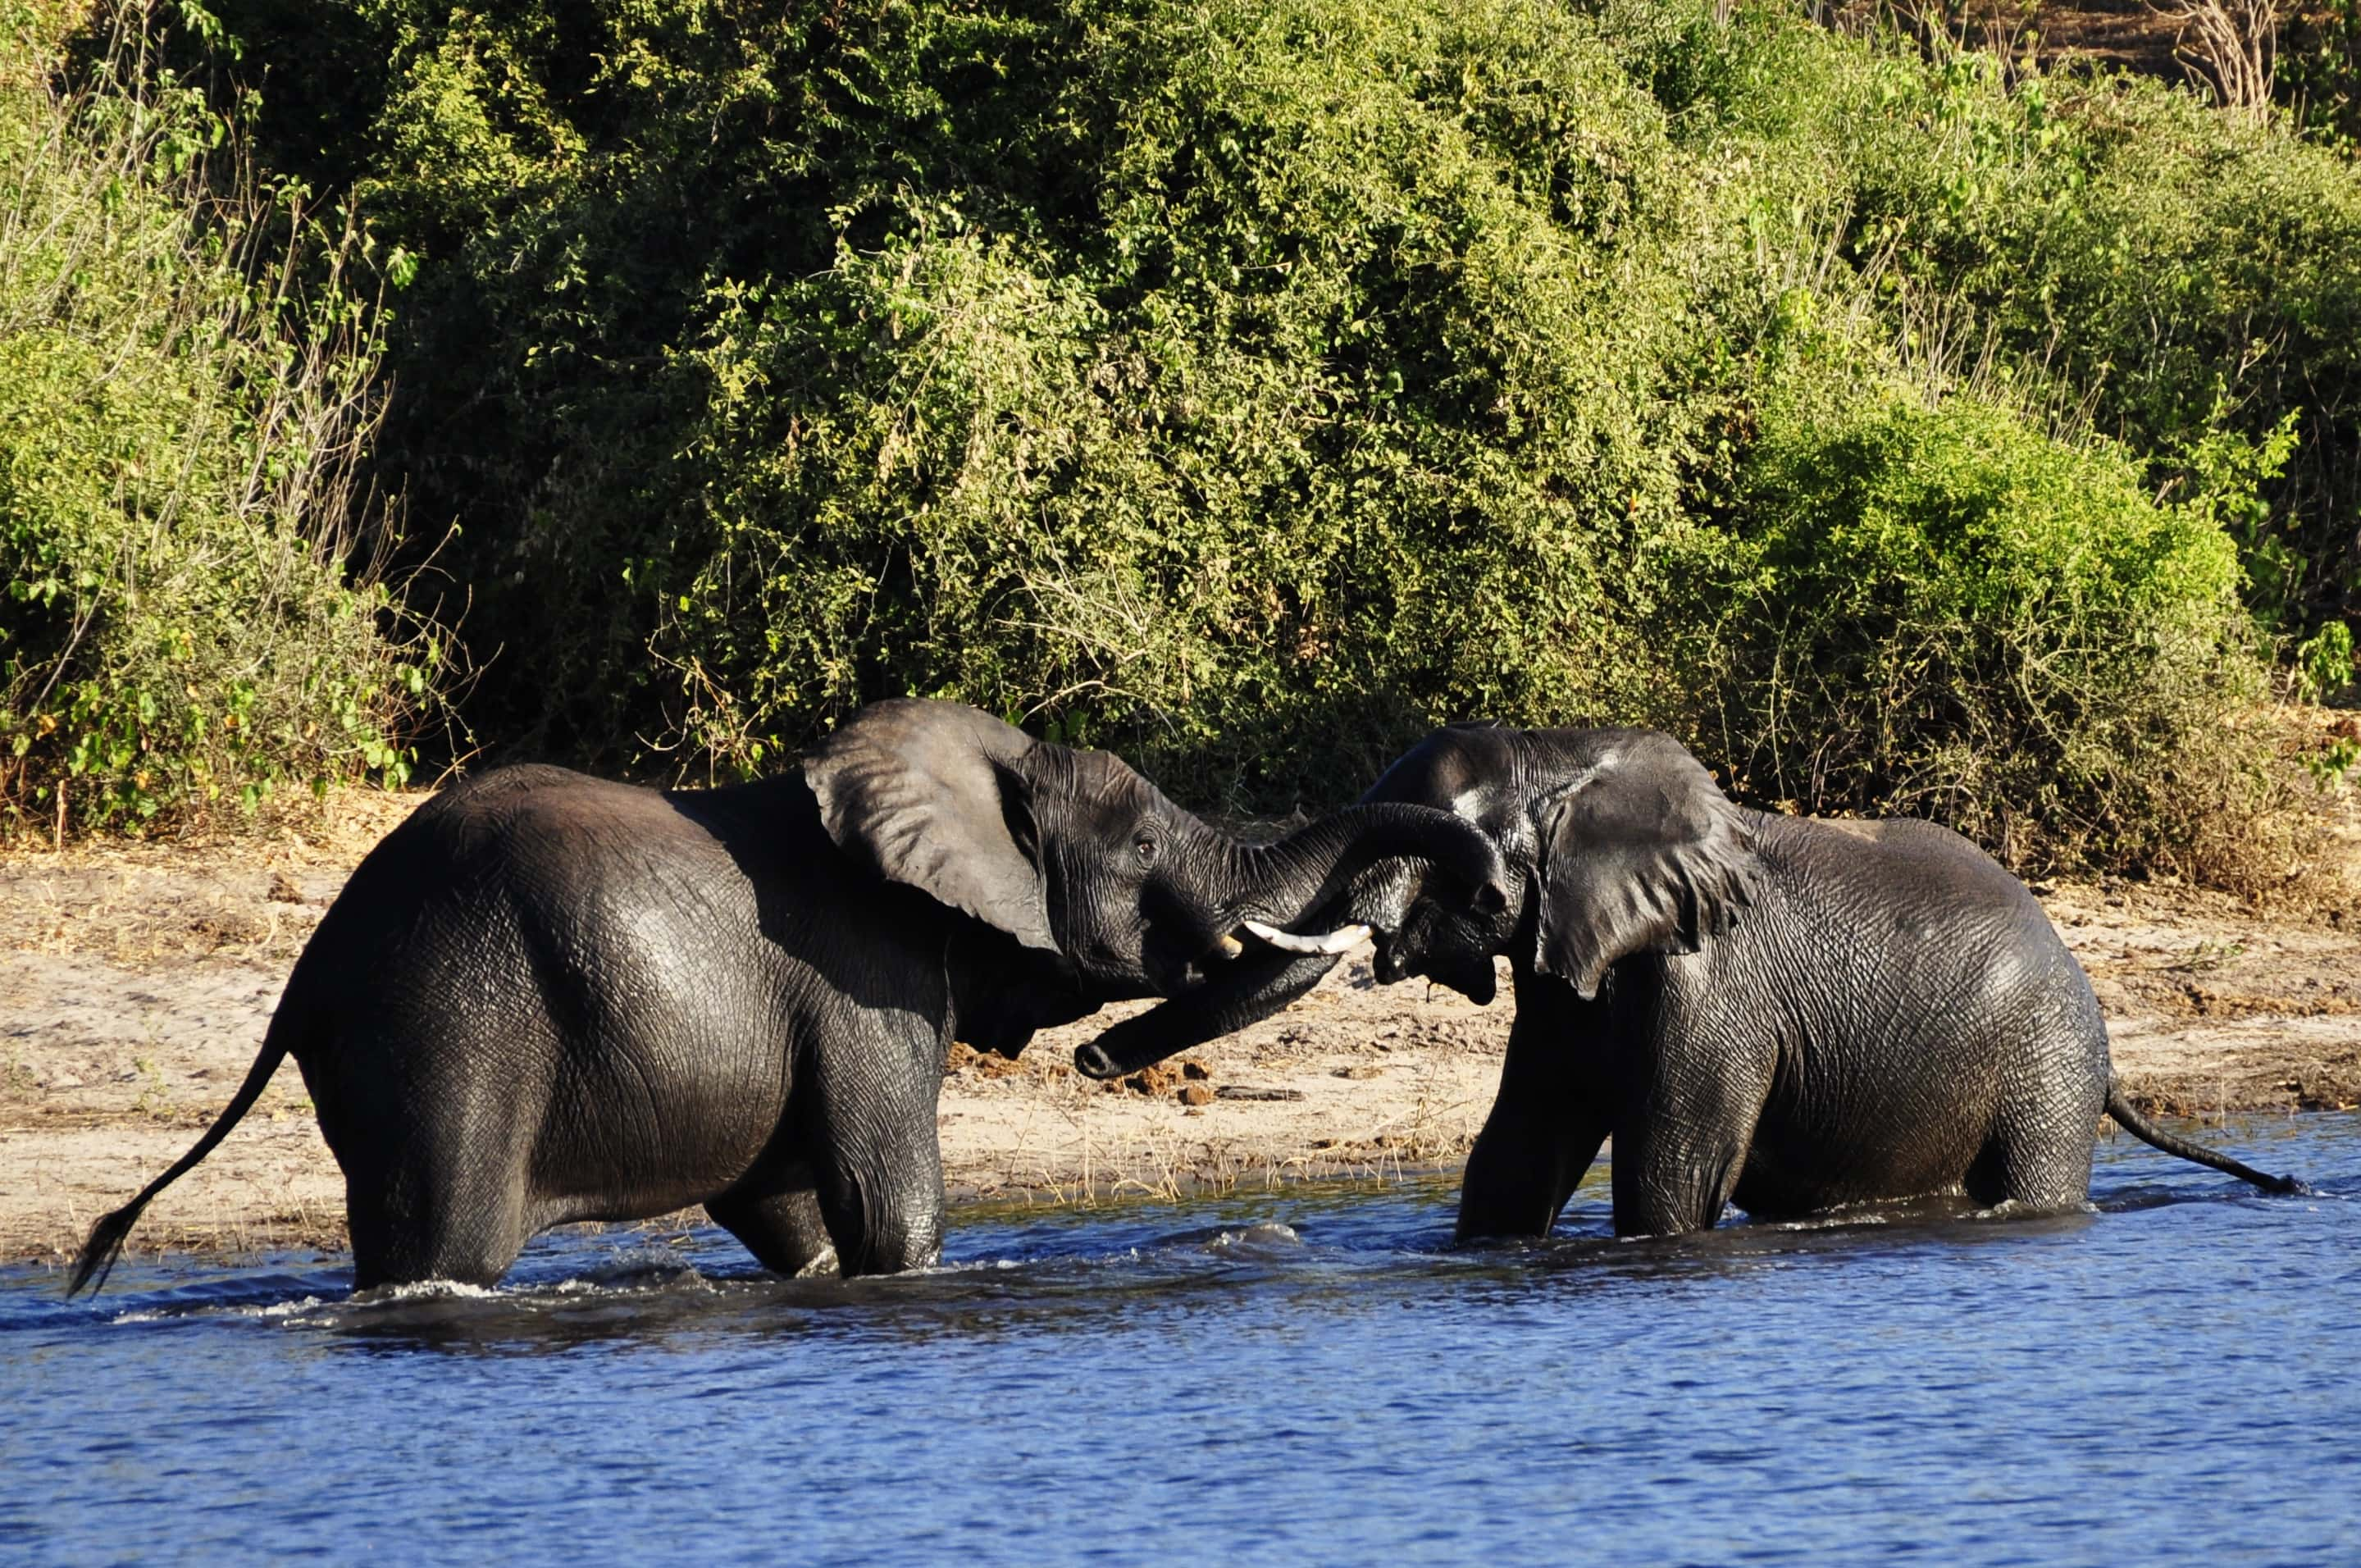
top-left (4, 1114), bottom-right (2356, 1564)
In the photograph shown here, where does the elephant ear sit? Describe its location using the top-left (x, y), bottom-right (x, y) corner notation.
top-left (803, 699), bottom-right (1059, 952)
top-left (1531, 732), bottom-right (1765, 1001)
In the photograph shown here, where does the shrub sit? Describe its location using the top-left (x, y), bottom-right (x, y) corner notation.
top-left (162, 0), bottom-right (2344, 882)
top-left (0, 3), bottom-right (440, 836)
top-left (1660, 16), bottom-right (2361, 630)
top-left (2285, 0), bottom-right (2361, 150)
top-left (659, 0), bottom-right (1709, 801)
top-left (1669, 367), bottom-right (2270, 874)
top-left (1983, 81), bottom-right (2361, 631)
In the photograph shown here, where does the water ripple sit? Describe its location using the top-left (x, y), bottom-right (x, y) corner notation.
top-left (4, 1114), bottom-right (2356, 1564)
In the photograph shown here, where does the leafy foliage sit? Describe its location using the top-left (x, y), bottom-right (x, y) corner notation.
top-left (1629, 10), bottom-right (2361, 631)
top-left (0, 2), bottom-right (440, 836)
top-left (2286, 0), bottom-right (2361, 150)
top-left (1672, 369), bottom-right (2262, 873)
top-left (108, 0), bottom-right (2361, 878)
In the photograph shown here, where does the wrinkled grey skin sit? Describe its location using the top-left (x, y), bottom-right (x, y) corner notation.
top-left (68, 700), bottom-right (1502, 1294)
top-left (1356, 724), bottom-right (2301, 1240)
top-left (1096, 721), bottom-right (2299, 1241)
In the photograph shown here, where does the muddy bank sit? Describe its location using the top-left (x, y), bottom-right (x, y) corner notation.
top-left (3, 792), bottom-right (2357, 1267)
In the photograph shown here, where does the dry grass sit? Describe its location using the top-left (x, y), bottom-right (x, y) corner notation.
top-left (2169, 704), bottom-right (2361, 916)
top-left (0, 785), bottom-right (426, 965)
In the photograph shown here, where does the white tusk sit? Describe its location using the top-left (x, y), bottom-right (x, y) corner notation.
top-left (1241, 919), bottom-right (1372, 956)
top-left (1215, 932), bottom-right (1246, 959)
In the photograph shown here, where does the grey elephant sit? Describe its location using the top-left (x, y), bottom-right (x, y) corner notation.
top-left (1079, 722), bottom-right (2298, 1239)
top-left (68, 700), bottom-right (1503, 1293)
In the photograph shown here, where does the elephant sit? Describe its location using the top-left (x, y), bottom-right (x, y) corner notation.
top-left (68, 700), bottom-right (1505, 1294)
top-left (1077, 722), bottom-right (2300, 1239)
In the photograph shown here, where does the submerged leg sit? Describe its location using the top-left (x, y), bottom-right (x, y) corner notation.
top-left (1609, 1035), bottom-right (1772, 1239)
top-left (1457, 987), bottom-right (1611, 1242)
top-left (345, 1153), bottom-right (533, 1290)
top-left (1965, 1048), bottom-right (2109, 1211)
top-left (708, 1181), bottom-right (839, 1277)
top-left (804, 1015), bottom-right (947, 1277)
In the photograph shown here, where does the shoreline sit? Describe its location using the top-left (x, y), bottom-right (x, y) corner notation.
top-left (4, 795), bottom-right (2357, 1272)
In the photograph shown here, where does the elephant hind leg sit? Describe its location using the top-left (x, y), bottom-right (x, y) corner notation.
top-left (344, 1148), bottom-right (536, 1292)
top-left (1962, 1045), bottom-right (2107, 1212)
top-left (1962, 1114), bottom-right (2098, 1213)
top-left (708, 1182), bottom-right (839, 1277)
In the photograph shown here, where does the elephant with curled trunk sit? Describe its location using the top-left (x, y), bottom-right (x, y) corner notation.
top-left (1082, 721), bottom-right (2299, 1239)
top-left (68, 700), bottom-right (1503, 1293)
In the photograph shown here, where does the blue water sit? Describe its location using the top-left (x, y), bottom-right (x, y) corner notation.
top-left (5, 1114), bottom-right (2357, 1565)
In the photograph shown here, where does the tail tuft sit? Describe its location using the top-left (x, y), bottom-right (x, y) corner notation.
top-left (66, 1201), bottom-right (147, 1298)
top-left (60, 1014), bottom-right (298, 1298)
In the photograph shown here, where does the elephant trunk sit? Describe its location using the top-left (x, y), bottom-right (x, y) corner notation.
top-left (1075, 954), bottom-right (1338, 1081)
top-left (1073, 802), bottom-right (1505, 1080)
top-left (1220, 802), bottom-right (1505, 939)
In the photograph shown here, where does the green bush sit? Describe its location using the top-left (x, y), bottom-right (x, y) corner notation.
top-left (142, 0), bottom-right (2352, 881)
top-left (2286, 0), bottom-right (2361, 151)
top-left (194, 0), bottom-right (1730, 797)
top-left (1644, 13), bottom-right (2361, 631)
top-left (1670, 366), bottom-right (2268, 874)
top-left (659, 0), bottom-right (1710, 798)
top-left (0, 3), bottom-right (439, 836)
top-left (1963, 82), bottom-right (2361, 632)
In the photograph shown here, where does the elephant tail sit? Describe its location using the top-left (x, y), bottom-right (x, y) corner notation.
top-left (2103, 1083), bottom-right (2307, 1197)
top-left (65, 1011), bottom-right (301, 1298)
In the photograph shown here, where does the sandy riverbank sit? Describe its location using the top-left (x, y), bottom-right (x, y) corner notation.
top-left (4, 790), bottom-right (2357, 1269)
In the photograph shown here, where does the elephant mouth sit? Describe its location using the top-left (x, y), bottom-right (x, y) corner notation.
top-left (1363, 909), bottom-right (1498, 1006)
top-left (1200, 887), bottom-right (1498, 1009)
top-left (1178, 845), bottom-right (1505, 979)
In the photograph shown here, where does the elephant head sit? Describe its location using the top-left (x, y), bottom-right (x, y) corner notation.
top-left (1347, 724), bottom-right (1767, 1005)
top-left (804, 700), bottom-right (1506, 1068)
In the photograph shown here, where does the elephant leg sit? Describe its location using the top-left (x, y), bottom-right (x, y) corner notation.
top-left (1456, 999), bottom-right (1610, 1242)
top-left (345, 1151), bottom-right (532, 1291)
top-left (708, 1183), bottom-right (839, 1278)
top-left (1966, 1073), bottom-right (2104, 1213)
top-left (1607, 1043), bottom-right (1772, 1239)
top-left (804, 1018), bottom-right (947, 1277)
top-left (311, 1026), bottom-right (545, 1291)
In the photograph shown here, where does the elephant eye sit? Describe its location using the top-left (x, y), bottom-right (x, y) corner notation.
top-left (1133, 832), bottom-right (1159, 866)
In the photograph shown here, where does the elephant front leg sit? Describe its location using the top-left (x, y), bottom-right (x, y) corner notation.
top-left (1608, 1046), bottom-right (1771, 1238)
top-left (1456, 1002), bottom-right (1611, 1242)
top-left (804, 1019), bottom-right (947, 1276)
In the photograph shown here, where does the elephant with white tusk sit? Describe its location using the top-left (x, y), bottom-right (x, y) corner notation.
top-left (69, 700), bottom-right (1504, 1293)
